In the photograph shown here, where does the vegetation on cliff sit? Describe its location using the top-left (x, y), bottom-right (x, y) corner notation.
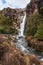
top-left (25, 0), bottom-right (43, 52)
top-left (0, 9), bottom-right (18, 34)
top-left (0, 13), bottom-right (12, 33)
top-left (34, 23), bottom-right (43, 40)
top-left (25, 12), bottom-right (43, 40)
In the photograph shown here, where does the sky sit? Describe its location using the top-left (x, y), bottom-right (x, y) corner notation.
top-left (0, 0), bottom-right (30, 10)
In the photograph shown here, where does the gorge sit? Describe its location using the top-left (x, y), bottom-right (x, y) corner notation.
top-left (0, 0), bottom-right (43, 65)
top-left (15, 11), bottom-right (43, 61)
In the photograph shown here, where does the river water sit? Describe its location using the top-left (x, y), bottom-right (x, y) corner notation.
top-left (15, 12), bottom-right (43, 61)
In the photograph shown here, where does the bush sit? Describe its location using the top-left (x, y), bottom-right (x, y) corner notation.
top-left (34, 23), bottom-right (43, 40)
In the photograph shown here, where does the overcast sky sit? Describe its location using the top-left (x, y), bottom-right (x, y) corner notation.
top-left (0, 0), bottom-right (30, 10)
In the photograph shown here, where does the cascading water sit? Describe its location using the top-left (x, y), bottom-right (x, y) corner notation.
top-left (18, 12), bottom-right (26, 37)
top-left (15, 11), bottom-right (43, 61)
top-left (16, 12), bottom-right (29, 53)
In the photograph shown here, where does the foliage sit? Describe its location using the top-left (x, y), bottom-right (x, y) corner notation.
top-left (38, 1), bottom-right (43, 16)
top-left (34, 23), bottom-right (43, 40)
top-left (25, 12), bottom-right (43, 40)
top-left (0, 13), bottom-right (15, 34)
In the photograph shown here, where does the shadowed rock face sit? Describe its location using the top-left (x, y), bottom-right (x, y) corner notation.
top-left (26, 0), bottom-right (43, 17)
top-left (26, 0), bottom-right (40, 16)
top-left (0, 41), bottom-right (40, 65)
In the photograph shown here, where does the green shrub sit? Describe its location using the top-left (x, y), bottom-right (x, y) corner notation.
top-left (34, 23), bottom-right (43, 40)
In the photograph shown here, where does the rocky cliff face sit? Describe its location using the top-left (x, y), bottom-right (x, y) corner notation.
top-left (26, 0), bottom-right (39, 16)
top-left (26, 0), bottom-right (43, 16)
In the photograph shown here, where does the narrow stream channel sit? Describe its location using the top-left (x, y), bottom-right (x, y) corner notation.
top-left (15, 11), bottom-right (43, 61)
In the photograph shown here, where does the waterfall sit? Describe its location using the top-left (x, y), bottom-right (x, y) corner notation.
top-left (16, 11), bottom-right (29, 53)
top-left (15, 11), bottom-right (43, 61)
top-left (18, 12), bottom-right (26, 37)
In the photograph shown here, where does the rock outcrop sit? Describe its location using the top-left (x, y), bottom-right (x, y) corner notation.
top-left (26, 0), bottom-right (43, 16)
top-left (26, 0), bottom-right (39, 16)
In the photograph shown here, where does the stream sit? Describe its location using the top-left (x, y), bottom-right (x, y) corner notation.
top-left (15, 12), bottom-right (43, 61)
